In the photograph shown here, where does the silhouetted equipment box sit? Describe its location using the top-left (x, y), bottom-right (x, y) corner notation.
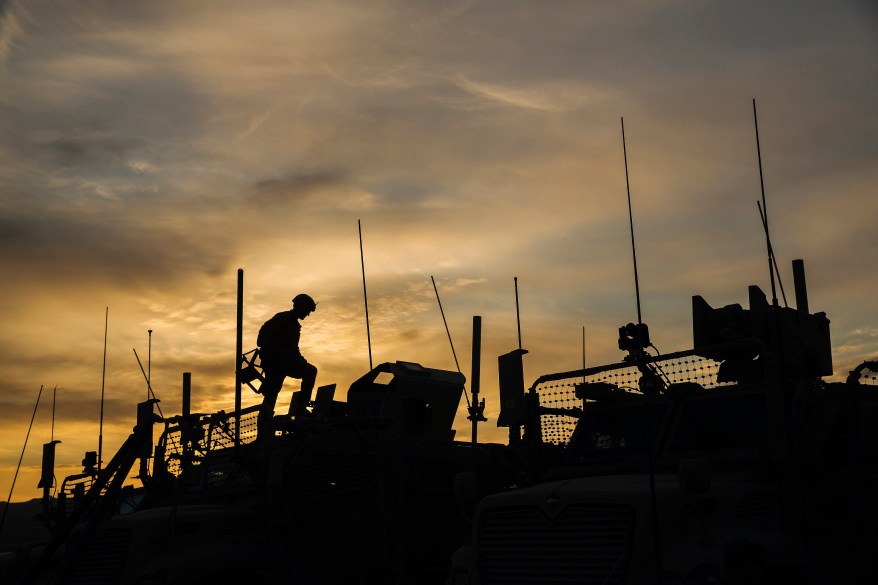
top-left (346, 361), bottom-right (464, 440)
top-left (693, 284), bottom-right (832, 377)
top-left (137, 399), bottom-right (159, 454)
top-left (618, 322), bottom-right (651, 352)
top-left (312, 384), bottom-right (345, 417)
top-left (81, 451), bottom-right (98, 476)
top-left (497, 349), bottom-right (528, 428)
top-left (38, 440), bottom-right (61, 489)
top-left (692, 297), bottom-right (753, 362)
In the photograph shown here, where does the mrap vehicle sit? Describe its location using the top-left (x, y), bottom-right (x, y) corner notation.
top-left (449, 264), bottom-right (878, 584)
top-left (14, 358), bottom-right (505, 585)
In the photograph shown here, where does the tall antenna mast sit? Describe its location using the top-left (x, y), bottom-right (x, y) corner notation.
top-left (752, 98), bottom-right (779, 307)
top-left (431, 276), bottom-right (471, 409)
top-left (582, 326), bottom-right (586, 370)
top-left (582, 326), bottom-right (586, 384)
top-left (133, 348), bottom-right (164, 418)
top-left (514, 276), bottom-right (522, 350)
top-left (0, 385), bottom-right (43, 538)
top-left (358, 220), bottom-right (373, 370)
top-left (98, 307), bottom-right (108, 474)
top-left (235, 268), bottom-right (243, 447)
top-left (51, 385), bottom-right (57, 442)
top-left (621, 116), bottom-right (662, 581)
top-left (757, 201), bottom-right (788, 307)
top-left (431, 276), bottom-right (461, 373)
top-left (621, 117), bottom-right (643, 325)
top-left (147, 329), bottom-right (152, 401)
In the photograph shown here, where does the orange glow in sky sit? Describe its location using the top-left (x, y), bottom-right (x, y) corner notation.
top-left (2, 0), bottom-right (877, 502)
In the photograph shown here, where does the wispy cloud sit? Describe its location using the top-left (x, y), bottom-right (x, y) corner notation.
top-left (236, 105), bottom-right (278, 142)
top-left (453, 75), bottom-right (586, 111)
top-left (0, 0), bottom-right (25, 64)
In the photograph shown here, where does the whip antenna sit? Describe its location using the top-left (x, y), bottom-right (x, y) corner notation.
top-left (582, 326), bottom-right (587, 383)
top-left (621, 117), bottom-right (643, 325)
top-left (431, 276), bottom-right (461, 373)
top-left (98, 307), bottom-right (108, 474)
top-left (147, 329), bottom-right (152, 401)
top-left (0, 385), bottom-right (43, 538)
top-left (358, 220), bottom-right (373, 370)
top-left (757, 201), bottom-right (788, 307)
top-left (51, 385), bottom-right (57, 442)
top-left (133, 348), bottom-right (164, 418)
top-left (514, 276), bottom-right (522, 350)
top-left (753, 98), bottom-right (779, 307)
top-left (235, 268), bottom-right (243, 447)
top-left (431, 276), bottom-right (471, 408)
top-left (582, 325), bottom-right (586, 367)
top-left (621, 116), bottom-right (662, 581)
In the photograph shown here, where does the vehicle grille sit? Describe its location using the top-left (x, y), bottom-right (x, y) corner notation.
top-left (67, 528), bottom-right (132, 585)
top-left (478, 504), bottom-right (634, 584)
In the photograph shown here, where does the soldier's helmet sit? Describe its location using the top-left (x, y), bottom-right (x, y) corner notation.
top-left (292, 293), bottom-right (317, 312)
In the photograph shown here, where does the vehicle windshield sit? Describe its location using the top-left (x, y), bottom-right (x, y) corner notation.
top-left (567, 400), bottom-right (669, 461)
top-left (667, 391), bottom-right (768, 453)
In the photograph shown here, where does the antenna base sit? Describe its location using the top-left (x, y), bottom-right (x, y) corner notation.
top-left (467, 398), bottom-right (488, 423)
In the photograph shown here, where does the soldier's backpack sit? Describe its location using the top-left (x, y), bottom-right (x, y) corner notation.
top-left (257, 311), bottom-right (293, 348)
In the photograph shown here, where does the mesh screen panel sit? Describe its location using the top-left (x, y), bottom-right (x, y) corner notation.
top-left (158, 405), bottom-right (260, 492)
top-left (535, 352), bottom-right (729, 446)
top-left (856, 364), bottom-right (878, 386)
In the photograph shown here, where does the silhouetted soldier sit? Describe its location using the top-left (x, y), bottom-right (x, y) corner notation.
top-left (257, 293), bottom-right (318, 440)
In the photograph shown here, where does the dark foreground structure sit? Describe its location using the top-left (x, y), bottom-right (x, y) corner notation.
top-left (7, 357), bottom-right (506, 585)
top-left (3, 262), bottom-right (876, 584)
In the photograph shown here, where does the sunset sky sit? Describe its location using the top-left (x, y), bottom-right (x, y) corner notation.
top-left (1, 0), bottom-right (876, 502)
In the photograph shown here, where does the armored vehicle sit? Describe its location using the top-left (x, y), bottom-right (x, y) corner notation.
top-left (7, 261), bottom-right (876, 584)
top-left (13, 356), bottom-right (505, 585)
top-left (449, 263), bottom-right (878, 584)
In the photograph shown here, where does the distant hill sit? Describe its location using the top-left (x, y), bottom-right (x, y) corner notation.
top-left (0, 499), bottom-right (52, 548)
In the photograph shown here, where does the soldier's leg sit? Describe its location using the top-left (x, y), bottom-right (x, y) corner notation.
top-left (286, 361), bottom-right (317, 417)
top-left (258, 368), bottom-right (285, 440)
top-left (300, 363), bottom-right (318, 401)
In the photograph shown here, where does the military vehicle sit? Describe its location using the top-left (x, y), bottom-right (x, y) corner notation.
top-left (448, 260), bottom-right (878, 584)
top-left (7, 283), bottom-right (507, 584)
top-left (5, 264), bottom-right (876, 585)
